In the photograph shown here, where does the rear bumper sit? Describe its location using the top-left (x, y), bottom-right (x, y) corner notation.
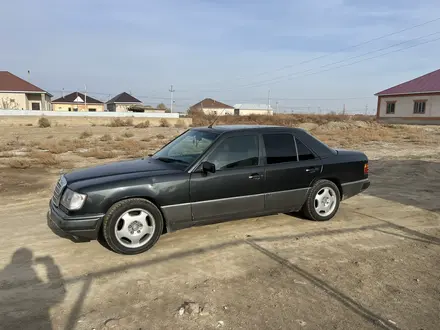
top-left (341, 179), bottom-right (370, 200)
top-left (47, 202), bottom-right (104, 241)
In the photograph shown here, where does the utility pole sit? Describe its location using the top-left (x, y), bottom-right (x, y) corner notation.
top-left (343, 103), bottom-right (346, 115)
top-left (267, 89), bottom-right (271, 114)
top-left (169, 85), bottom-right (175, 113)
top-left (365, 104), bottom-right (368, 115)
top-left (276, 101), bottom-right (279, 113)
top-left (84, 84), bottom-right (87, 111)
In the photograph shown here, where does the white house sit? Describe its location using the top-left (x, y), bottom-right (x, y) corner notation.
top-left (0, 71), bottom-right (52, 111)
top-left (233, 104), bottom-right (274, 116)
top-left (189, 98), bottom-right (234, 115)
top-left (375, 68), bottom-right (440, 124)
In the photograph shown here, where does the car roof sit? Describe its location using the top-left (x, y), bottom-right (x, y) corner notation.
top-left (193, 124), bottom-right (297, 133)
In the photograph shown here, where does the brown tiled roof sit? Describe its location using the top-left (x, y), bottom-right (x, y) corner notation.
top-left (52, 92), bottom-right (103, 104)
top-left (375, 68), bottom-right (440, 96)
top-left (106, 92), bottom-right (142, 104)
top-left (0, 71), bottom-right (49, 93)
top-left (190, 98), bottom-right (233, 109)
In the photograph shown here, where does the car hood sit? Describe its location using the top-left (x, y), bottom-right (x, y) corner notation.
top-left (64, 157), bottom-right (182, 183)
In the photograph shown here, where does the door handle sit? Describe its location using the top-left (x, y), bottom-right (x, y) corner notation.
top-left (305, 167), bottom-right (319, 174)
top-left (249, 173), bottom-right (262, 180)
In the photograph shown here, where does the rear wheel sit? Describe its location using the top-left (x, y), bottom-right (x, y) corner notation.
top-left (102, 198), bottom-right (163, 255)
top-left (302, 180), bottom-right (340, 221)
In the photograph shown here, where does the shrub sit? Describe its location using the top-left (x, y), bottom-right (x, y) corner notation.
top-left (79, 130), bottom-right (93, 139)
top-left (159, 118), bottom-right (170, 127)
top-left (174, 119), bottom-right (187, 128)
top-left (81, 148), bottom-right (116, 159)
top-left (100, 134), bottom-right (112, 141)
top-left (108, 118), bottom-right (133, 127)
top-left (140, 137), bottom-right (151, 142)
top-left (114, 136), bottom-right (123, 141)
top-left (38, 117), bottom-right (51, 128)
top-left (156, 134), bottom-right (165, 139)
top-left (134, 120), bottom-right (150, 128)
top-left (25, 123), bottom-right (33, 126)
top-left (47, 135), bottom-right (53, 139)
top-left (30, 151), bottom-right (61, 166)
top-left (122, 131), bottom-right (134, 138)
top-left (8, 158), bottom-right (31, 169)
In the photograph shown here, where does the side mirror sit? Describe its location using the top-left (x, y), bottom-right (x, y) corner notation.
top-left (201, 161), bottom-right (216, 174)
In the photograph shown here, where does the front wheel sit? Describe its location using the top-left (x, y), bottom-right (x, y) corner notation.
top-left (102, 198), bottom-right (163, 255)
top-left (302, 180), bottom-right (340, 221)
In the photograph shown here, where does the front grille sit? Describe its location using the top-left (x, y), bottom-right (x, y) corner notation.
top-left (52, 175), bottom-right (67, 207)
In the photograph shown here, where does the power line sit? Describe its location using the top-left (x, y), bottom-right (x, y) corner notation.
top-left (186, 17), bottom-right (440, 89)
top-left (215, 32), bottom-right (440, 91)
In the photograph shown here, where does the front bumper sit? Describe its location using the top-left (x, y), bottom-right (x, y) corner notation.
top-left (47, 202), bottom-right (104, 241)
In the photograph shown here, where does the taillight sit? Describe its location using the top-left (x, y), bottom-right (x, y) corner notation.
top-left (364, 163), bottom-right (369, 175)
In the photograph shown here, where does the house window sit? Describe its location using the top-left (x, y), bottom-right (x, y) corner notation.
top-left (88, 108), bottom-right (96, 112)
top-left (31, 102), bottom-right (40, 110)
top-left (68, 107), bottom-right (72, 111)
top-left (386, 102), bottom-right (395, 114)
top-left (413, 101), bottom-right (426, 114)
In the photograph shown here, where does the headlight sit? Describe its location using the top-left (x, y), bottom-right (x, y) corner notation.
top-left (60, 188), bottom-right (87, 210)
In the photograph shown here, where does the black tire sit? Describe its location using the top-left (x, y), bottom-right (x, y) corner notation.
top-left (102, 198), bottom-right (163, 255)
top-left (302, 179), bottom-right (341, 221)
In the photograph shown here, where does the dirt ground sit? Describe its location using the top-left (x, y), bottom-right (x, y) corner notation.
top-left (0, 122), bottom-right (439, 330)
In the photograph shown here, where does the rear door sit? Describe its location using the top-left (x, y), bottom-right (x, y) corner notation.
top-left (189, 133), bottom-right (265, 222)
top-left (262, 133), bottom-right (322, 213)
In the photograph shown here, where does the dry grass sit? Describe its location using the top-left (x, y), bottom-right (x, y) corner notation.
top-left (189, 111), bottom-right (374, 127)
top-left (79, 130), bottom-right (93, 139)
top-left (25, 123), bottom-right (33, 126)
top-left (100, 134), bottom-right (112, 142)
top-left (37, 141), bottom-right (71, 154)
top-left (122, 131), bottom-right (134, 138)
top-left (0, 151), bottom-right (14, 158)
top-left (156, 134), bottom-right (165, 139)
top-left (159, 118), bottom-right (171, 127)
top-left (38, 117), bottom-right (51, 128)
top-left (140, 137), bottom-right (151, 142)
top-left (107, 118), bottom-right (133, 127)
top-left (80, 148), bottom-right (116, 159)
top-left (134, 120), bottom-right (150, 128)
top-left (174, 119), bottom-right (187, 128)
top-left (8, 158), bottom-right (31, 169)
top-left (47, 135), bottom-right (54, 139)
top-left (30, 151), bottom-right (61, 166)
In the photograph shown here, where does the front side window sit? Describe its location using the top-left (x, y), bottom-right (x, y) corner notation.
top-left (386, 102), bottom-right (395, 114)
top-left (153, 129), bottom-right (219, 165)
top-left (206, 135), bottom-right (259, 170)
top-left (263, 134), bottom-right (296, 164)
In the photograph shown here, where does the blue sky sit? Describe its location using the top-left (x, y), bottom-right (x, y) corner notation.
top-left (2, 0), bottom-right (440, 113)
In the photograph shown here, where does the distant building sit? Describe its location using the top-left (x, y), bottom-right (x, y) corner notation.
top-left (375, 68), bottom-right (440, 124)
top-left (106, 92), bottom-right (142, 112)
top-left (52, 92), bottom-right (104, 112)
top-left (189, 98), bottom-right (234, 115)
top-left (233, 104), bottom-right (273, 116)
top-left (0, 71), bottom-right (52, 111)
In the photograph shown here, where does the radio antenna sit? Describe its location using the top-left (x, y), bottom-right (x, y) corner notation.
top-left (208, 101), bottom-right (229, 128)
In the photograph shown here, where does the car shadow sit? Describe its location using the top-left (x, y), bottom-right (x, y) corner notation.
top-left (0, 248), bottom-right (66, 330)
top-left (364, 159), bottom-right (440, 213)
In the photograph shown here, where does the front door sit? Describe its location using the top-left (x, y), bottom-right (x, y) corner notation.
top-left (190, 134), bottom-right (265, 222)
top-left (262, 133), bottom-right (322, 213)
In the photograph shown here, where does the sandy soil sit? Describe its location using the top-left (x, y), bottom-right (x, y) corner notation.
top-left (0, 123), bottom-right (439, 330)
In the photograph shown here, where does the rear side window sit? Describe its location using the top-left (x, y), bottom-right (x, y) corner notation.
top-left (295, 138), bottom-right (315, 161)
top-left (263, 134), bottom-right (296, 164)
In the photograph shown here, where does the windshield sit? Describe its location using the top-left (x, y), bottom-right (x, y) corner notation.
top-left (152, 129), bottom-right (219, 165)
